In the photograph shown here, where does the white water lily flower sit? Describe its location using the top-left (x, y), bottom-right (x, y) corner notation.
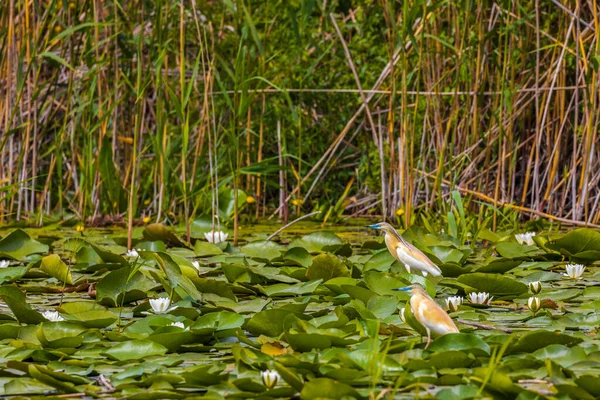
top-left (528, 281), bottom-right (542, 294)
top-left (42, 311), bottom-right (65, 322)
top-left (527, 296), bottom-right (541, 315)
top-left (204, 230), bottom-right (228, 243)
top-left (261, 370), bottom-right (280, 389)
top-left (0, 260), bottom-right (10, 268)
top-left (149, 298), bottom-right (177, 314)
top-left (170, 321), bottom-right (186, 329)
top-left (125, 249), bottom-right (141, 258)
top-left (515, 232), bottom-right (536, 246)
top-left (564, 263), bottom-right (585, 280)
top-left (445, 296), bottom-right (463, 313)
top-left (399, 307), bottom-right (406, 323)
top-left (468, 292), bottom-right (493, 305)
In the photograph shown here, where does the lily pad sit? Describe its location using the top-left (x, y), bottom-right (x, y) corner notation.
top-left (458, 273), bottom-right (528, 297)
top-left (39, 254), bottom-right (73, 285)
top-left (104, 339), bottom-right (168, 361)
top-left (305, 253), bottom-right (349, 282)
top-left (0, 230), bottom-right (48, 261)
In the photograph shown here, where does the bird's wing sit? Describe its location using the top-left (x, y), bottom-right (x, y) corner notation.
top-left (405, 243), bottom-right (442, 273)
top-left (418, 298), bottom-right (459, 334)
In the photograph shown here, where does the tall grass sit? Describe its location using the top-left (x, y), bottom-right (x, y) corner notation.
top-left (1, 0), bottom-right (599, 231)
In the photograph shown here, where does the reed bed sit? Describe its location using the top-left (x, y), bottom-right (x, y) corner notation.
top-left (1, 0), bottom-right (599, 233)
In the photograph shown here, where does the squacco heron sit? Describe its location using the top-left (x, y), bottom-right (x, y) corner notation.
top-left (368, 222), bottom-right (441, 277)
top-left (396, 285), bottom-right (459, 348)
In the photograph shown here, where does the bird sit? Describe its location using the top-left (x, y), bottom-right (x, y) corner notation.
top-left (368, 222), bottom-right (442, 277)
top-left (396, 285), bottom-right (459, 348)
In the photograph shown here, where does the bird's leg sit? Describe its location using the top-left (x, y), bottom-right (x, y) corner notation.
top-left (424, 328), bottom-right (431, 349)
top-left (404, 264), bottom-right (411, 274)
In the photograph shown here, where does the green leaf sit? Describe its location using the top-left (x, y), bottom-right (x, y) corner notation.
top-left (548, 228), bottom-right (600, 255)
top-left (0, 266), bottom-right (29, 284)
top-left (191, 311), bottom-right (244, 335)
top-left (245, 309), bottom-right (308, 337)
top-left (194, 241), bottom-right (223, 257)
top-left (274, 362), bottom-right (304, 391)
top-left (152, 252), bottom-right (203, 301)
top-left (289, 232), bottom-right (343, 253)
top-left (458, 273), bottom-right (528, 297)
top-left (300, 378), bottom-right (361, 400)
top-left (40, 254), bottom-right (73, 285)
top-left (509, 330), bottom-right (583, 354)
top-left (241, 240), bottom-right (285, 262)
top-left (283, 247), bottom-right (313, 267)
top-left (262, 280), bottom-right (322, 297)
top-left (305, 253), bottom-right (349, 282)
top-left (104, 339), bottom-right (168, 361)
top-left (426, 333), bottom-right (490, 356)
top-left (143, 223), bottom-right (186, 247)
top-left (37, 322), bottom-right (87, 348)
top-left (96, 265), bottom-right (158, 306)
top-left (28, 364), bottom-right (79, 393)
top-left (0, 230), bottom-right (48, 261)
top-left (0, 286), bottom-right (46, 324)
top-left (58, 302), bottom-right (117, 328)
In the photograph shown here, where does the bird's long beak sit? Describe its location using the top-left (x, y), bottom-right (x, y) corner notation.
top-left (367, 224), bottom-right (381, 229)
top-left (393, 287), bottom-right (412, 292)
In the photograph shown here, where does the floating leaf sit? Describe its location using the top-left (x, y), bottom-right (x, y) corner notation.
top-left (0, 230), bottom-right (48, 261)
top-left (143, 223), bottom-right (186, 247)
top-left (426, 333), bottom-right (490, 356)
top-left (300, 378), bottom-right (361, 400)
top-left (194, 241), bottom-right (223, 257)
top-left (40, 254), bottom-right (73, 285)
top-left (509, 331), bottom-right (583, 354)
top-left (96, 265), bottom-right (158, 306)
top-left (0, 286), bottom-right (46, 324)
top-left (241, 240), bottom-right (285, 262)
top-left (305, 253), bottom-right (349, 282)
top-left (289, 232), bottom-right (343, 253)
top-left (458, 273), bottom-right (528, 297)
top-left (104, 339), bottom-right (168, 361)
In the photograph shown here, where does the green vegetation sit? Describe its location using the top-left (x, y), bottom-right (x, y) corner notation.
top-left (0, 223), bottom-right (598, 397)
top-left (2, 0), bottom-right (600, 398)
top-left (1, 0), bottom-right (600, 234)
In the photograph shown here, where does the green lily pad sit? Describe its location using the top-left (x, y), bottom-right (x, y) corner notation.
top-left (194, 240), bottom-right (223, 257)
top-left (57, 302), bottom-right (117, 328)
top-left (96, 265), bottom-right (159, 306)
top-left (0, 286), bottom-right (46, 324)
top-left (39, 254), bottom-right (73, 285)
top-left (241, 240), bottom-right (285, 262)
top-left (289, 232), bottom-right (344, 253)
top-left (104, 339), bottom-right (168, 361)
top-left (305, 253), bottom-right (349, 282)
top-left (191, 311), bottom-right (244, 335)
top-left (457, 273), bottom-right (528, 297)
top-left (510, 330), bottom-right (583, 354)
top-left (300, 378), bottom-right (361, 400)
top-left (427, 333), bottom-right (490, 356)
top-left (0, 230), bottom-right (48, 261)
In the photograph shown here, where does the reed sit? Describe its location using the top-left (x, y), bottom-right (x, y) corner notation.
top-left (1, 0), bottom-right (599, 228)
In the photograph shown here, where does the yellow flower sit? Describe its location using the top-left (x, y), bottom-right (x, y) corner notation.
top-left (291, 199), bottom-right (304, 206)
top-left (395, 208), bottom-right (404, 216)
top-left (143, 216), bottom-right (151, 224)
top-left (246, 196), bottom-right (256, 204)
top-left (75, 225), bottom-right (85, 232)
